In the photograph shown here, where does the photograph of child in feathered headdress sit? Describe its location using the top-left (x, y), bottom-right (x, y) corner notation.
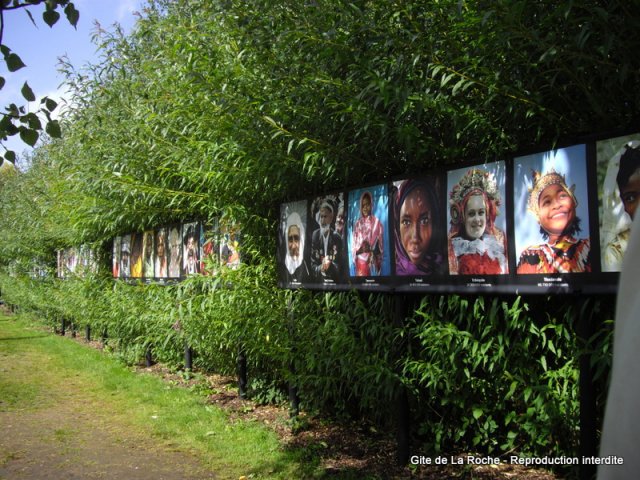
top-left (514, 145), bottom-right (591, 274)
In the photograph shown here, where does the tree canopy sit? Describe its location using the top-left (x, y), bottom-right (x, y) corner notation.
top-left (0, 0), bottom-right (79, 163)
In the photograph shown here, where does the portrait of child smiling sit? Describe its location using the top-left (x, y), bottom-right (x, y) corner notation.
top-left (514, 145), bottom-right (592, 274)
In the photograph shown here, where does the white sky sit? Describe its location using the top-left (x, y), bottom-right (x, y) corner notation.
top-left (0, 0), bottom-right (144, 161)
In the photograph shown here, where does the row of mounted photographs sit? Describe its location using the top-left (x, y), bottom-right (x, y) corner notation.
top-left (110, 222), bottom-right (240, 279)
top-left (277, 133), bottom-right (638, 291)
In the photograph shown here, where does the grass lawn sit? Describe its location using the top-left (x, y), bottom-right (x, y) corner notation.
top-left (0, 311), bottom-right (325, 479)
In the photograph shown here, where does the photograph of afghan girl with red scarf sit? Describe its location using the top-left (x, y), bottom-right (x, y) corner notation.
top-left (447, 164), bottom-right (509, 275)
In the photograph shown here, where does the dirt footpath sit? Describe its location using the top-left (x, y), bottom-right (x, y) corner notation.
top-left (1, 408), bottom-right (217, 480)
top-left (0, 316), bottom-right (217, 480)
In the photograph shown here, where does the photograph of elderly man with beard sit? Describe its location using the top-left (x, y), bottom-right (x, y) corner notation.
top-left (310, 195), bottom-right (346, 284)
top-left (278, 200), bottom-right (310, 286)
top-left (182, 222), bottom-right (200, 275)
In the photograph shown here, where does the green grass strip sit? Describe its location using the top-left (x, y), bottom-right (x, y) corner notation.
top-left (0, 312), bottom-right (326, 479)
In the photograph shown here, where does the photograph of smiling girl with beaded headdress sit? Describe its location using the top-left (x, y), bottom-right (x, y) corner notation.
top-left (514, 144), bottom-right (591, 274)
top-left (447, 162), bottom-right (509, 275)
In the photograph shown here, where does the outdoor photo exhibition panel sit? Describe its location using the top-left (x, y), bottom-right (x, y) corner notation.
top-left (107, 219), bottom-right (240, 283)
top-left (277, 132), bottom-right (639, 294)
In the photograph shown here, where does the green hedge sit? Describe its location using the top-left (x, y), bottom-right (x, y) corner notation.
top-left (0, 269), bottom-right (614, 467)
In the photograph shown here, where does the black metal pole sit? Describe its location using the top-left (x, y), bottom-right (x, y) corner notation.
top-left (394, 293), bottom-right (410, 466)
top-left (237, 347), bottom-right (247, 399)
top-left (184, 341), bottom-right (193, 371)
top-left (85, 324), bottom-right (91, 342)
top-left (145, 347), bottom-right (154, 367)
top-left (60, 317), bottom-right (66, 336)
top-left (287, 295), bottom-right (300, 418)
top-left (577, 297), bottom-right (597, 480)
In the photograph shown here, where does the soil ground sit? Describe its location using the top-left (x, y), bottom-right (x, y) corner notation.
top-left (0, 312), bottom-right (217, 480)
top-left (0, 307), bottom-right (561, 479)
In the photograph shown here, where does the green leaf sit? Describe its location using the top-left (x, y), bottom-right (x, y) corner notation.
top-left (4, 150), bottom-right (16, 162)
top-left (43, 97), bottom-right (58, 112)
top-left (19, 127), bottom-right (39, 146)
top-left (46, 120), bottom-right (62, 138)
top-left (6, 53), bottom-right (26, 72)
top-left (22, 112), bottom-right (42, 130)
top-left (21, 82), bottom-right (36, 102)
top-left (472, 408), bottom-right (483, 420)
top-left (43, 9), bottom-right (61, 27)
top-left (64, 3), bottom-right (79, 28)
top-left (0, 76), bottom-right (5, 90)
top-left (0, 115), bottom-right (19, 136)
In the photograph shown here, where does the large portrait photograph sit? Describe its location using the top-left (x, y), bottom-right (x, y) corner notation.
top-left (308, 193), bottom-right (347, 286)
top-left (514, 144), bottom-right (591, 275)
top-left (57, 250), bottom-right (64, 279)
top-left (347, 184), bottom-right (390, 279)
top-left (142, 230), bottom-right (155, 278)
top-left (392, 176), bottom-right (446, 278)
top-left (447, 162), bottom-right (509, 276)
top-left (120, 235), bottom-right (131, 278)
top-left (220, 224), bottom-right (241, 270)
top-left (182, 222), bottom-right (201, 276)
top-left (112, 236), bottom-right (121, 278)
top-left (155, 228), bottom-right (168, 279)
top-left (167, 225), bottom-right (182, 278)
top-left (597, 133), bottom-right (640, 272)
top-left (130, 233), bottom-right (143, 279)
top-left (278, 200), bottom-right (310, 287)
top-left (200, 219), bottom-right (220, 276)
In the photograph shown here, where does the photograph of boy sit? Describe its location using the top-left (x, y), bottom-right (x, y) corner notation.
top-left (598, 134), bottom-right (640, 272)
top-left (514, 145), bottom-right (591, 274)
top-left (447, 164), bottom-right (509, 275)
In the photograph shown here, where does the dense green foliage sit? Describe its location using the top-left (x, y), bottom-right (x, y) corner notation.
top-left (0, 0), bottom-right (631, 469)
